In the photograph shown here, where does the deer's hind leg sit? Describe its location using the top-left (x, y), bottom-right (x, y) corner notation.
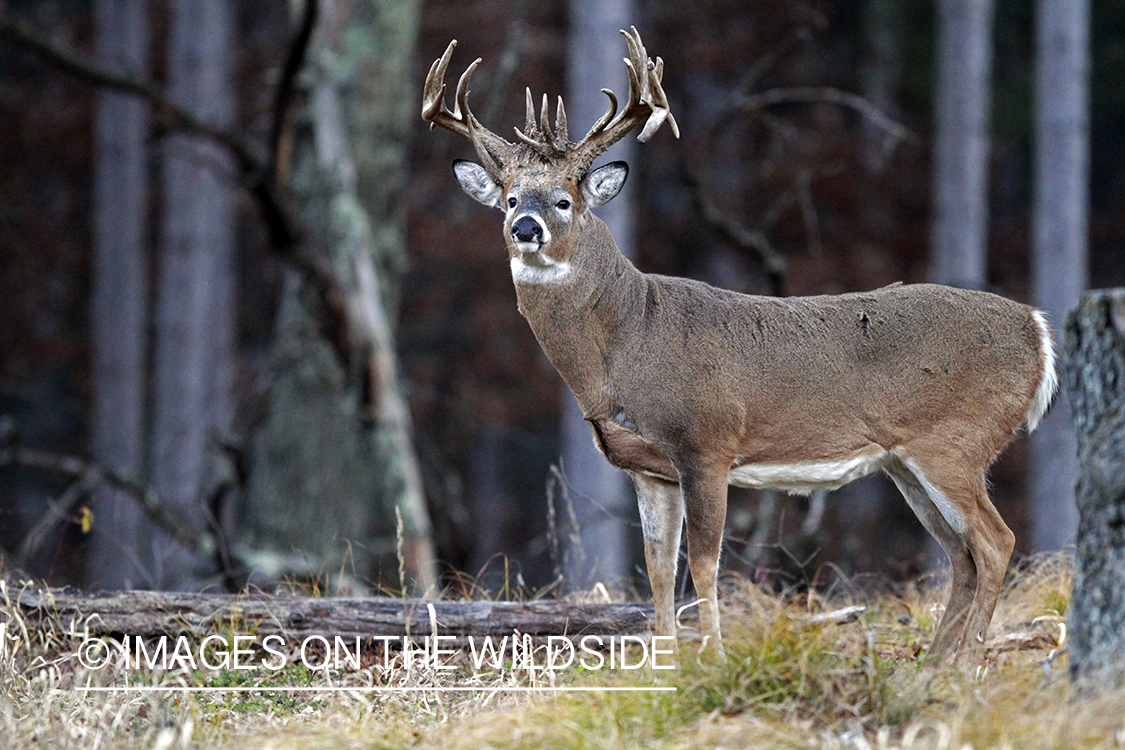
top-left (884, 458), bottom-right (976, 661)
top-left (889, 450), bottom-right (1015, 663)
top-left (630, 472), bottom-right (684, 639)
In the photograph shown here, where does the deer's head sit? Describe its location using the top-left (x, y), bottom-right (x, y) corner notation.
top-left (422, 27), bottom-right (678, 276)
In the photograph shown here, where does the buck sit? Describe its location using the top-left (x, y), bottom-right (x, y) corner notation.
top-left (422, 28), bottom-right (1058, 662)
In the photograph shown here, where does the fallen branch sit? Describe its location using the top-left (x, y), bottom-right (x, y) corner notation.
top-left (15, 589), bottom-right (655, 643)
top-left (983, 629), bottom-right (1059, 655)
top-left (803, 605), bottom-right (866, 625)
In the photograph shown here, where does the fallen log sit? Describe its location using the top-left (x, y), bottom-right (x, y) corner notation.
top-left (14, 589), bottom-right (655, 641)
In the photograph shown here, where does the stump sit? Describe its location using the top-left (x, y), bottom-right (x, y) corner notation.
top-left (1062, 288), bottom-right (1125, 690)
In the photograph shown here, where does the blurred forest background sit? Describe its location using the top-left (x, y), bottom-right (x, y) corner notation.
top-left (0, 0), bottom-right (1120, 597)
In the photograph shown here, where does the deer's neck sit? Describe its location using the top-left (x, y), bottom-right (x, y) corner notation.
top-left (512, 215), bottom-right (645, 415)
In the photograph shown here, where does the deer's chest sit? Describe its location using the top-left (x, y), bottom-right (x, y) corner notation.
top-left (587, 416), bottom-right (677, 482)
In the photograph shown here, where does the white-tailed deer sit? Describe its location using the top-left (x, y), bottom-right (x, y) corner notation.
top-left (422, 28), bottom-right (1058, 662)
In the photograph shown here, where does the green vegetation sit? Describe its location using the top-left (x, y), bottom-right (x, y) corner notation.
top-left (2, 555), bottom-right (1121, 750)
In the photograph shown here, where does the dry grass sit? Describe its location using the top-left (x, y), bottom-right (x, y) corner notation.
top-left (2, 554), bottom-right (1123, 750)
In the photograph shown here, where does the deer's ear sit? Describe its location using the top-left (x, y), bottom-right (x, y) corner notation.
top-left (580, 161), bottom-right (629, 208)
top-left (452, 160), bottom-right (504, 209)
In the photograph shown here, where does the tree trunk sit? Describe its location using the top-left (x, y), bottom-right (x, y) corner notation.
top-left (243, 0), bottom-right (436, 595)
top-left (150, 0), bottom-right (236, 590)
top-left (16, 588), bottom-right (656, 642)
top-left (345, 0), bottom-right (435, 594)
top-left (860, 0), bottom-right (904, 172)
top-left (1029, 0), bottom-right (1089, 552)
top-left (561, 0), bottom-right (639, 590)
top-left (1062, 289), bottom-right (1125, 691)
top-left (931, 0), bottom-right (995, 290)
top-left (87, 0), bottom-right (151, 589)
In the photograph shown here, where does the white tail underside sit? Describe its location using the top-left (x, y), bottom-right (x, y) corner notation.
top-left (1026, 310), bottom-right (1059, 432)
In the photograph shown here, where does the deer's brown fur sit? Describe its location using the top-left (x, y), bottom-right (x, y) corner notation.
top-left (423, 28), bottom-right (1058, 663)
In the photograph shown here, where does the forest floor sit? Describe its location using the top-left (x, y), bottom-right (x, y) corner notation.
top-left (2, 554), bottom-right (1123, 750)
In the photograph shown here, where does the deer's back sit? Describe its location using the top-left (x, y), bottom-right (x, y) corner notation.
top-left (613, 279), bottom-right (1043, 464)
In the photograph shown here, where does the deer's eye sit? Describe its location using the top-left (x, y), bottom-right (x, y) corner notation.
top-left (556, 199), bottom-right (571, 210)
top-left (507, 196), bottom-right (517, 208)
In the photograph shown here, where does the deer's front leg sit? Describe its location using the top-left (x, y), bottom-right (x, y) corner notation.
top-left (631, 472), bottom-right (684, 639)
top-left (678, 460), bottom-right (729, 655)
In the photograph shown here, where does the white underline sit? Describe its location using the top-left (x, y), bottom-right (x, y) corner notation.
top-left (79, 685), bottom-right (676, 693)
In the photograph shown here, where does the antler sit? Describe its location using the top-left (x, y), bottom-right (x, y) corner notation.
top-left (566, 26), bottom-right (679, 179)
top-left (421, 40), bottom-right (514, 182)
top-left (422, 28), bottom-right (677, 183)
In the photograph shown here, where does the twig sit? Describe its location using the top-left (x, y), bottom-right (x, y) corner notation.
top-left (794, 168), bottom-right (821, 257)
top-left (803, 605), bottom-right (866, 625)
top-left (551, 463), bottom-right (586, 580)
top-left (269, 0), bottom-right (319, 185)
top-left (0, 5), bottom-right (353, 369)
top-left (734, 86), bottom-right (914, 149)
top-left (0, 438), bottom-right (220, 573)
top-left (545, 468), bottom-right (563, 586)
top-left (683, 165), bottom-right (787, 296)
top-left (735, 21), bottom-right (821, 95)
top-left (16, 467), bottom-right (100, 564)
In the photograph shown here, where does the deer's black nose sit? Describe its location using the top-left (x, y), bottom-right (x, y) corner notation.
top-left (512, 216), bottom-right (543, 243)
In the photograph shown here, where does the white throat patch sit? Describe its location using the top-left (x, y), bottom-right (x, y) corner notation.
top-left (510, 253), bottom-right (572, 285)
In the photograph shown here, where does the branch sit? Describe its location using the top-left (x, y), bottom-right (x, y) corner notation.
top-left (269, 0), bottom-right (320, 185)
top-left (682, 163), bottom-right (787, 297)
top-left (16, 466), bottom-right (100, 564)
top-left (734, 86), bottom-right (914, 150)
top-left (0, 5), bottom-right (353, 368)
top-left (0, 419), bottom-right (220, 573)
top-left (734, 19), bottom-right (823, 95)
top-left (16, 588), bottom-right (658, 642)
top-left (0, 6), bottom-right (259, 175)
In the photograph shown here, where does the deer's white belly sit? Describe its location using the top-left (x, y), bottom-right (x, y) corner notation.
top-left (727, 451), bottom-right (888, 495)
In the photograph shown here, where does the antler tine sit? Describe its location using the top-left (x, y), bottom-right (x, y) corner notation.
top-left (539, 94), bottom-right (552, 141)
top-left (513, 90), bottom-right (557, 158)
top-left (421, 39), bottom-right (513, 180)
top-left (421, 40), bottom-right (469, 137)
top-left (567, 26), bottom-right (678, 178)
top-left (554, 96), bottom-right (569, 149)
top-left (581, 89), bottom-right (619, 142)
top-left (524, 88), bottom-right (536, 133)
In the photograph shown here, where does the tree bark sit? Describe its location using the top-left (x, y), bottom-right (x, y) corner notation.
top-left (15, 589), bottom-right (654, 642)
top-left (150, 0), bottom-right (236, 589)
top-left (1029, 0), bottom-right (1090, 552)
top-left (87, 0), bottom-right (151, 589)
top-left (345, 0), bottom-right (435, 593)
top-left (243, 0), bottom-right (436, 595)
top-left (931, 0), bottom-right (995, 290)
top-left (562, 0), bottom-right (639, 590)
top-left (1063, 289), bottom-right (1125, 691)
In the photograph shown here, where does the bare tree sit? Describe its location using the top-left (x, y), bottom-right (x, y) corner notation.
top-left (1029, 0), bottom-right (1089, 551)
top-left (242, 0), bottom-right (437, 595)
top-left (87, 0), bottom-right (152, 588)
top-left (150, 0), bottom-right (236, 589)
top-left (931, 0), bottom-right (995, 290)
top-left (561, 0), bottom-right (639, 589)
